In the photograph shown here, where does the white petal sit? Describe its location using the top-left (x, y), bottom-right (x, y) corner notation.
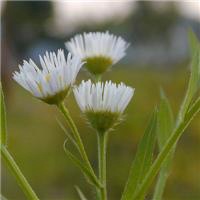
top-left (73, 80), bottom-right (134, 114)
top-left (13, 49), bottom-right (83, 100)
top-left (65, 31), bottom-right (129, 64)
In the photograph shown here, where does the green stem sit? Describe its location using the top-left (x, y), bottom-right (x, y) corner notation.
top-left (97, 132), bottom-right (108, 200)
top-left (133, 97), bottom-right (200, 199)
top-left (57, 102), bottom-right (97, 182)
top-left (1, 146), bottom-right (39, 200)
top-left (152, 152), bottom-right (173, 200)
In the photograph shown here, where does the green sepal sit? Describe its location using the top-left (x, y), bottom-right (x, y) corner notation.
top-left (86, 111), bottom-right (121, 134)
top-left (40, 87), bottom-right (70, 105)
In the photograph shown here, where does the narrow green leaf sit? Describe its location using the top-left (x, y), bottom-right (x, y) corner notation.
top-left (0, 84), bottom-right (7, 146)
top-left (121, 109), bottom-right (157, 200)
top-left (188, 30), bottom-right (200, 55)
top-left (57, 119), bottom-right (79, 150)
top-left (75, 186), bottom-right (88, 200)
top-left (63, 140), bottom-right (102, 189)
top-left (1, 146), bottom-right (39, 200)
top-left (0, 194), bottom-right (8, 200)
top-left (187, 96), bottom-right (200, 120)
top-left (178, 32), bottom-right (200, 123)
top-left (153, 91), bottom-right (174, 200)
top-left (157, 90), bottom-right (174, 147)
top-left (138, 41), bottom-right (200, 199)
top-left (133, 97), bottom-right (200, 200)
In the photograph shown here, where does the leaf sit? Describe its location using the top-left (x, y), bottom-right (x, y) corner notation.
top-left (1, 146), bottom-right (40, 200)
top-left (133, 96), bottom-right (200, 200)
top-left (153, 91), bottom-right (174, 200)
top-left (57, 119), bottom-right (79, 149)
top-left (121, 109), bottom-right (157, 200)
top-left (0, 83), bottom-right (7, 146)
top-left (188, 29), bottom-right (200, 55)
top-left (186, 96), bottom-right (200, 121)
top-left (153, 32), bottom-right (200, 200)
top-left (0, 194), bottom-right (8, 200)
top-left (178, 32), bottom-right (200, 123)
top-left (75, 186), bottom-right (88, 200)
top-left (133, 37), bottom-right (200, 199)
top-left (157, 90), bottom-right (174, 148)
top-left (63, 140), bottom-right (102, 189)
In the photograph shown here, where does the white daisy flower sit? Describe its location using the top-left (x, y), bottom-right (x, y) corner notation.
top-left (13, 49), bottom-right (83, 104)
top-left (65, 31), bottom-right (129, 75)
top-left (73, 80), bottom-right (134, 133)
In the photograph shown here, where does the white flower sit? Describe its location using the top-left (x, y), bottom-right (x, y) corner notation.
top-left (65, 31), bottom-right (129, 75)
top-left (74, 80), bottom-right (134, 113)
top-left (73, 80), bottom-right (134, 133)
top-left (13, 49), bottom-right (83, 104)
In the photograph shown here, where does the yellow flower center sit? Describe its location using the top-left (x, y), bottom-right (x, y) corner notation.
top-left (84, 56), bottom-right (113, 75)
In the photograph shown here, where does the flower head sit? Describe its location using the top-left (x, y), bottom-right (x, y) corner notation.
top-left (74, 80), bottom-right (134, 133)
top-left (65, 31), bottom-right (129, 75)
top-left (13, 49), bottom-right (83, 104)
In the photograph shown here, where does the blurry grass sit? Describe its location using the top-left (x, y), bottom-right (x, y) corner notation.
top-left (2, 66), bottom-right (200, 200)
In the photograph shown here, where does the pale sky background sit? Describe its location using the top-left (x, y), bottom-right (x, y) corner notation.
top-left (53, 0), bottom-right (200, 34)
top-left (1, 0), bottom-right (199, 34)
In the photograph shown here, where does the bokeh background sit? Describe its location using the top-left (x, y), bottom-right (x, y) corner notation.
top-left (1, 1), bottom-right (200, 200)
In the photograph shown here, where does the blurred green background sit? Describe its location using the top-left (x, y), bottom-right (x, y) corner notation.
top-left (1, 1), bottom-right (200, 200)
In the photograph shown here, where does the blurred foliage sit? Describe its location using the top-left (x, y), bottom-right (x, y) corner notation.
top-left (3, 1), bottom-right (52, 26)
top-left (2, 1), bottom-right (53, 53)
top-left (128, 1), bottom-right (179, 43)
top-left (2, 67), bottom-right (200, 200)
top-left (74, 1), bottom-right (179, 45)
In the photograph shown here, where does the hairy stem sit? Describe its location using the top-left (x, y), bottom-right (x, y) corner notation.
top-left (97, 132), bottom-right (108, 200)
top-left (1, 146), bottom-right (39, 200)
top-left (57, 102), bottom-right (99, 186)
